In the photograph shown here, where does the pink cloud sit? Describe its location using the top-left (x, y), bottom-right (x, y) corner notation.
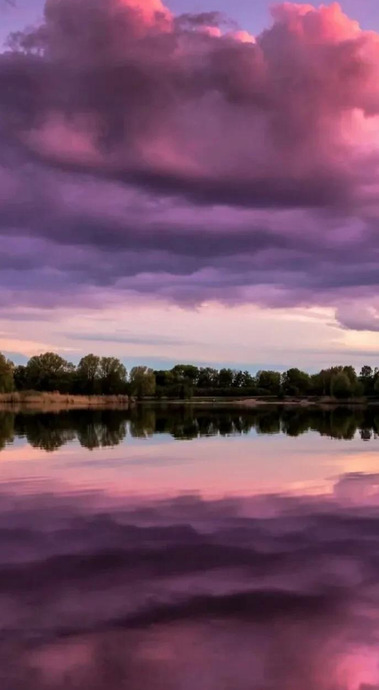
top-left (270, 2), bottom-right (361, 40)
top-left (1, 1), bottom-right (379, 330)
top-left (8, 0), bottom-right (379, 207)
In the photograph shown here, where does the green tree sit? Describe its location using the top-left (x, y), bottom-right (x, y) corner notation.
top-left (282, 368), bottom-right (310, 396)
top-left (76, 354), bottom-right (101, 394)
top-left (218, 368), bottom-right (235, 388)
top-left (241, 371), bottom-right (255, 388)
top-left (0, 354), bottom-right (14, 393)
top-left (154, 369), bottom-right (175, 398)
top-left (310, 369), bottom-right (331, 396)
top-left (331, 372), bottom-right (352, 399)
top-left (342, 366), bottom-right (358, 386)
top-left (24, 352), bottom-right (73, 392)
top-left (170, 365), bottom-right (199, 399)
top-left (197, 367), bottom-right (219, 389)
top-left (171, 365), bottom-right (200, 386)
top-left (360, 365), bottom-right (373, 380)
top-left (98, 357), bottom-right (127, 395)
top-left (232, 370), bottom-right (244, 388)
top-left (256, 370), bottom-right (281, 396)
top-left (311, 366), bottom-right (358, 397)
top-left (13, 364), bottom-right (27, 391)
top-left (129, 366), bottom-right (156, 399)
top-left (359, 365), bottom-right (374, 395)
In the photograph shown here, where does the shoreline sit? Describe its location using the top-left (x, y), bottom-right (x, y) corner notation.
top-left (0, 392), bottom-right (130, 412)
top-left (0, 392), bottom-right (377, 412)
top-left (136, 396), bottom-right (379, 409)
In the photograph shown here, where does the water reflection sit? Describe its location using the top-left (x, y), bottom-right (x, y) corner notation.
top-left (1, 407), bottom-right (379, 688)
top-left (1, 485), bottom-right (379, 689)
top-left (0, 405), bottom-right (379, 451)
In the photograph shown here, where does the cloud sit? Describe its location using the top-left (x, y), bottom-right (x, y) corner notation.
top-left (336, 303), bottom-right (379, 332)
top-left (4, 0), bottom-right (376, 205)
top-left (65, 329), bottom-right (201, 347)
top-left (1, 1), bottom-right (379, 327)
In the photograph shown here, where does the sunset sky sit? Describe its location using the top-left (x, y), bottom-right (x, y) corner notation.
top-left (2, 0), bottom-right (379, 371)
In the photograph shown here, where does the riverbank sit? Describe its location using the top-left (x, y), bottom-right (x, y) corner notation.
top-left (138, 395), bottom-right (376, 408)
top-left (229, 396), bottom-right (371, 408)
top-left (0, 392), bottom-right (130, 411)
top-left (0, 392), bottom-right (377, 412)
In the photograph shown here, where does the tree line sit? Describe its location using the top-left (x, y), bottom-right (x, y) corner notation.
top-left (1, 352), bottom-right (379, 399)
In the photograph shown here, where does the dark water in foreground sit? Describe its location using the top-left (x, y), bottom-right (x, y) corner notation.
top-left (1, 405), bottom-right (379, 689)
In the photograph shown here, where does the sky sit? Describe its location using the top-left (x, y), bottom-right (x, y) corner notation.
top-left (3, 1), bottom-right (379, 41)
top-left (2, 0), bottom-right (379, 371)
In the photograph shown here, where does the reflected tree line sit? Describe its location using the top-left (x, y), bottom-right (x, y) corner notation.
top-left (0, 406), bottom-right (379, 452)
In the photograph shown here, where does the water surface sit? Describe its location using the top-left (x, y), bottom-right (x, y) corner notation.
top-left (1, 405), bottom-right (379, 689)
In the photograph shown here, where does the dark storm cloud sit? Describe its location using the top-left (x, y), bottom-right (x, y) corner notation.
top-left (1, 0), bottom-right (379, 325)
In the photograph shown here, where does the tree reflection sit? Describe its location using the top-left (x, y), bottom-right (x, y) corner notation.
top-left (17, 413), bottom-right (76, 452)
top-left (129, 408), bottom-right (156, 438)
top-left (14, 411), bottom-right (127, 452)
top-left (76, 411), bottom-right (127, 449)
top-left (0, 405), bottom-right (378, 451)
top-left (0, 412), bottom-right (14, 450)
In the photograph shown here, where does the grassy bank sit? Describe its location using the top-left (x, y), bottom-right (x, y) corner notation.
top-left (0, 392), bottom-right (376, 412)
top-left (231, 397), bottom-right (373, 408)
top-left (138, 395), bottom-right (374, 407)
top-left (0, 391), bottom-right (130, 411)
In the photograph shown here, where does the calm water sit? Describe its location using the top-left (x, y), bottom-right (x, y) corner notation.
top-left (1, 405), bottom-right (379, 689)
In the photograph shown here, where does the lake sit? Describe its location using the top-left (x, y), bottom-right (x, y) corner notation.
top-left (1, 405), bottom-right (379, 689)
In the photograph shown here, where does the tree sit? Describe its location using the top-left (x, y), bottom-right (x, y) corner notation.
top-left (232, 370), bottom-right (244, 388)
top-left (171, 365), bottom-right (199, 398)
top-left (256, 370), bottom-right (281, 396)
top-left (342, 366), bottom-right (358, 386)
top-left (13, 365), bottom-right (27, 391)
top-left (197, 367), bottom-right (219, 389)
top-left (171, 365), bottom-right (200, 385)
top-left (0, 354), bottom-right (14, 393)
top-left (98, 357), bottom-right (127, 395)
top-left (310, 366), bottom-right (359, 397)
top-left (241, 371), bottom-right (255, 388)
top-left (129, 367), bottom-right (156, 399)
top-left (331, 372), bottom-right (352, 399)
top-left (360, 365), bottom-right (373, 380)
top-left (154, 369), bottom-right (175, 398)
top-left (24, 352), bottom-right (73, 392)
top-left (282, 368), bottom-right (310, 396)
top-left (218, 368), bottom-right (235, 388)
top-left (311, 369), bottom-right (332, 396)
top-left (359, 365), bottom-right (374, 396)
top-left (76, 354), bottom-right (101, 394)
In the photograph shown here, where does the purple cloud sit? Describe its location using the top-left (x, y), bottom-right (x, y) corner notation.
top-left (1, 1), bottom-right (379, 329)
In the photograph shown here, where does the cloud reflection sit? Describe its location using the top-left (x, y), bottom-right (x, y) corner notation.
top-left (0, 481), bottom-right (379, 688)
